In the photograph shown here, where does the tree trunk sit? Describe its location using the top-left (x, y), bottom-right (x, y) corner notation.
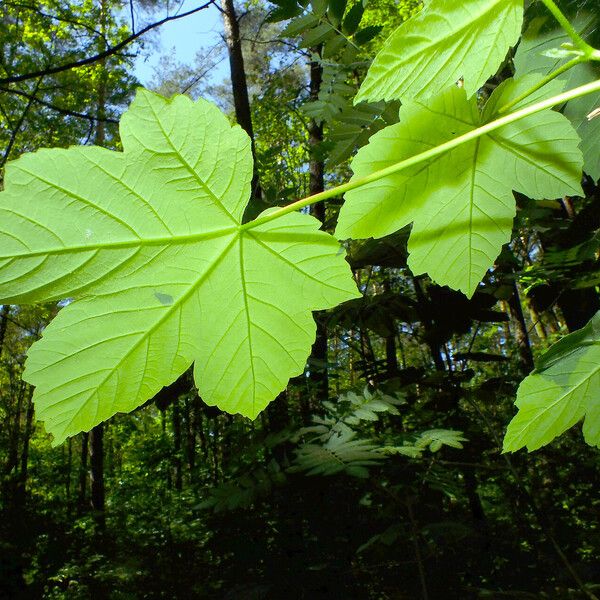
top-left (0, 304), bottom-right (10, 356)
top-left (307, 52), bottom-right (329, 408)
top-left (172, 401), bottom-right (183, 491)
top-left (78, 432), bottom-right (89, 511)
top-left (220, 0), bottom-right (261, 200)
top-left (15, 386), bottom-right (34, 506)
top-left (383, 273), bottom-right (399, 378)
top-left (89, 423), bottom-right (105, 530)
top-left (184, 396), bottom-right (196, 481)
top-left (508, 281), bottom-right (535, 374)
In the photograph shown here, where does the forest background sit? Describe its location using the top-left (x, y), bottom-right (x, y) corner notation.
top-left (0, 0), bottom-right (599, 598)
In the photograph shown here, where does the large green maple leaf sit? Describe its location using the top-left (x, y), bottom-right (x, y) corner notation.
top-left (504, 311), bottom-right (600, 452)
top-left (355, 0), bottom-right (524, 104)
top-left (336, 78), bottom-right (583, 297)
top-left (0, 89), bottom-right (359, 444)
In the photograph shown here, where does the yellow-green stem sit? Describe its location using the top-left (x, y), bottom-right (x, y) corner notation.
top-left (498, 56), bottom-right (583, 114)
top-left (539, 0), bottom-right (595, 56)
top-left (241, 78), bottom-right (600, 233)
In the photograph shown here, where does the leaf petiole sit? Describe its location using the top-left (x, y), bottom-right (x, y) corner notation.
top-left (497, 56), bottom-right (584, 114)
top-left (241, 77), bottom-right (600, 233)
top-left (539, 0), bottom-right (596, 58)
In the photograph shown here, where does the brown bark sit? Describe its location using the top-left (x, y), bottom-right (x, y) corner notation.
top-left (508, 282), bottom-right (535, 374)
top-left (89, 423), bottom-right (105, 530)
top-left (77, 432), bottom-right (89, 511)
top-left (220, 0), bottom-right (261, 200)
top-left (307, 52), bottom-right (329, 407)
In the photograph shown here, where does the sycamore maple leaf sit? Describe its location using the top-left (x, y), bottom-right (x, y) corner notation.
top-left (0, 89), bottom-right (359, 444)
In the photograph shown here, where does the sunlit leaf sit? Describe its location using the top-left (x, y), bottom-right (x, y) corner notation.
top-left (0, 90), bottom-right (359, 443)
top-left (504, 311), bottom-right (600, 452)
top-left (355, 0), bottom-right (523, 103)
top-left (336, 79), bottom-right (583, 296)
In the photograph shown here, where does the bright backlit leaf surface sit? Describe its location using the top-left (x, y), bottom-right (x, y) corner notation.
top-left (336, 79), bottom-right (583, 297)
top-left (504, 311), bottom-right (600, 452)
top-left (0, 90), bottom-right (359, 444)
top-left (355, 0), bottom-right (524, 104)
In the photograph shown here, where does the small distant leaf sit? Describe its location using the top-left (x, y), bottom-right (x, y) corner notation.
top-left (353, 25), bottom-right (382, 46)
top-left (341, 1), bottom-right (364, 35)
top-left (310, 0), bottom-right (328, 16)
top-left (267, 0), bottom-right (303, 22)
top-left (328, 0), bottom-right (347, 25)
top-left (416, 429), bottom-right (467, 451)
top-left (336, 79), bottom-right (583, 296)
top-left (0, 90), bottom-right (359, 443)
top-left (281, 13), bottom-right (320, 37)
top-left (322, 34), bottom-right (348, 58)
top-left (504, 311), bottom-right (600, 452)
top-left (300, 22), bottom-right (336, 47)
top-left (355, 0), bottom-right (524, 103)
top-left (291, 427), bottom-right (383, 477)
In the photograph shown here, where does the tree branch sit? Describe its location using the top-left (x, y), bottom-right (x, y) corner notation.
top-left (0, 86), bottom-right (118, 124)
top-left (1, 78), bottom-right (41, 168)
top-left (0, 1), bottom-right (216, 86)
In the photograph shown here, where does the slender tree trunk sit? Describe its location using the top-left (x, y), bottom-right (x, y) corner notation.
top-left (4, 383), bottom-right (24, 501)
top-left (172, 401), bottom-right (183, 491)
top-left (508, 281), bottom-right (535, 374)
top-left (383, 274), bottom-right (399, 378)
top-left (528, 300), bottom-right (547, 341)
top-left (66, 438), bottom-right (73, 507)
top-left (89, 423), bottom-right (105, 530)
top-left (307, 52), bottom-right (329, 408)
top-left (220, 0), bottom-right (261, 200)
top-left (0, 304), bottom-right (10, 355)
top-left (15, 387), bottom-right (34, 505)
top-left (184, 397), bottom-right (195, 481)
top-left (78, 432), bottom-right (89, 511)
top-left (413, 278), bottom-right (445, 371)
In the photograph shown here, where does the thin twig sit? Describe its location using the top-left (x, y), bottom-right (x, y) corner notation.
top-left (0, 86), bottom-right (118, 123)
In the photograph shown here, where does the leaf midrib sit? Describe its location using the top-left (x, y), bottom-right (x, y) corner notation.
top-left (0, 225), bottom-right (239, 260)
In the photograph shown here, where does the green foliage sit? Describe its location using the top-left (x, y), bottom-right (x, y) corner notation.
top-left (336, 78), bottom-right (583, 296)
top-left (3, 0), bottom-right (600, 597)
top-left (198, 460), bottom-right (286, 512)
top-left (0, 90), bottom-right (359, 443)
top-left (289, 387), bottom-right (466, 477)
top-left (291, 423), bottom-right (383, 478)
top-left (355, 0), bottom-right (524, 103)
top-left (383, 429), bottom-right (468, 457)
top-left (1, 0), bottom-right (600, 458)
top-left (504, 311), bottom-right (600, 452)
